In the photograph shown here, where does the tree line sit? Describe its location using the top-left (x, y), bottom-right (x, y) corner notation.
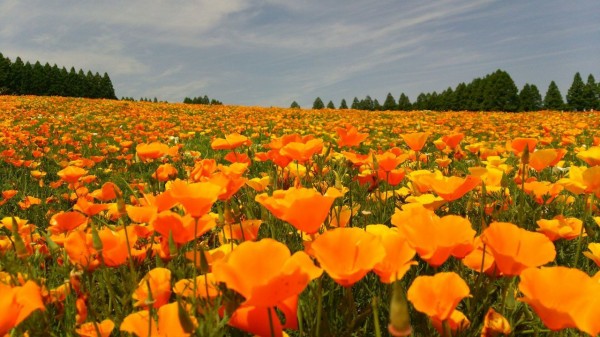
top-left (0, 52), bottom-right (117, 99)
top-left (183, 95), bottom-right (223, 105)
top-left (300, 70), bottom-right (600, 112)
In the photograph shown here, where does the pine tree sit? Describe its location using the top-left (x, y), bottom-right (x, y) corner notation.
top-left (339, 99), bottom-right (348, 109)
top-left (566, 72), bottom-right (586, 111)
top-left (362, 95), bottom-right (374, 111)
top-left (30, 61), bottom-right (47, 95)
top-left (8, 57), bottom-right (24, 94)
top-left (382, 92), bottom-right (397, 110)
top-left (397, 93), bottom-right (411, 111)
top-left (326, 100), bottom-right (335, 109)
top-left (452, 83), bottom-right (468, 111)
top-left (373, 99), bottom-right (381, 111)
top-left (290, 101), bottom-right (300, 109)
top-left (312, 97), bottom-right (325, 109)
top-left (351, 97), bottom-right (360, 109)
top-left (482, 70), bottom-right (519, 112)
top-left (543, 81), bottom-right (564, 110)
top-left (0, 53), bottom-right (11, 94)
top-left (583, 74), bottom-right (599, 110)
top-left (100, 72), bottom-right (117, 99)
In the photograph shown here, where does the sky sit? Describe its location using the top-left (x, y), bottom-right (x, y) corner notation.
top-left (1, 1), bottom-right (599, 107)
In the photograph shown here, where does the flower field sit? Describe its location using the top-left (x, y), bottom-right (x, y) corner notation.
top-left (1, 95), bottom-right (600, 336)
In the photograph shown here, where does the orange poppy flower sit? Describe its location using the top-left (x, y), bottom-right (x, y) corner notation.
top-left (98, 227), bottom-right (146, 267)
top-left (2, 189), bottom-right (18, 200)
top-left (64, 230), bottom-right (99, 270)
top-left (75, 319), bottom-right (114, 337)
top-left (519, 266), bottom-right (600, 335)
top-left (576, 146), bottom-right (600, 166)
top-left (536, 215), bottom-right (584, 241)
top-left (74, 198), bottom-right (109, 217)
top-left (401, 132), bottom-right (429, 152)
top-left (136, 142), bottom-right (170, 162)
top-left (522, 181), bottom-right (563, 204)
top-left (255, 187), bottom-right (342, 234)
top-left (511, 137), bottom-right (537, 155)
top-left (310, 227), bottom-right (385, 287)
top-left (227, 298), bottom-right (296, 337)
top-left (425, 175), bottom-right (481, 201)
top-left (583, 243), bottom-right (600, 267)
top-left (213, 238), bottom-right (322, 307)
top-left (126, 205), bottom-right (158, 224)
top-left (57, 166), bottom-right (88, 184)
top-left (152, 211), bottom-right (216, 244)
top-left (481, 308), bottom-right (511, 337)
top-left (0, 280), bottom-right (46, 336)
top-left (210, 133), bottom-right (251, 150)
top-left (220, 219), bottom-right (262, 243)
top-left (168, 179), bottom-right (223, 217)
top-left (441, 132), bottom-right (464, 150)
top-left (279, 138), bottom-right (324, 162)
top-left (365, 225), bottom-right (416, 283)
top-left (407, 272), bottom-right (470, 321)
top-left (337, 124), bottom-right (368, 148)
top-left (482, 222), bottom-right (555, 275)
top-left (152, 163), bottom-right (177, 182)
top-left (529, 148), bottom-right (566, 172)
top-left (430, 309), bottom-right (470, 336)
top-left (132, 268), bottom-right (172, 309)
top-left (90, 182), bottom-right (120, 202)
top-left (120, 302), bottom-right (196, 337)
top-left (48, 211), bottom-right (88, 235)
top-left (173, 273), bottom-right (219, 299)
top-left (462, 237), bottom-right (497, 275)
top-left (391, 204), bottom-right (475, 267)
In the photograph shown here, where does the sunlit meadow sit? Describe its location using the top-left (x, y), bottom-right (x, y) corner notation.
top-left (1, 95), bottom-right (600, 336)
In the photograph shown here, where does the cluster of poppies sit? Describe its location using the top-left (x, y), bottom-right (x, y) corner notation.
top-left (1, 96), bottom-right (600, 336)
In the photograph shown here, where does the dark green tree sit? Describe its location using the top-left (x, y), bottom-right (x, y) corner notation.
top-left (543, 81), bottom-right (564, 110)
top-left (566, 72), bottom-right (586, 111)
top-left (397, 93), bottom-right (411, 111)
top-left (382, 92), bottom-right (397, 110)
top-left (518, 83), bottom-right (542, 111)
top-left (351, 97), bottom-right (360, 109)
top-left (339, 99), bottom-right (348, 109)
top-left (312, 97), bottom-right (325, 109)
top-left (481, 70), bottom-right (519, 112)
top-left (373, 99), bottom-right (381, 111)
top-left (0, 53), bottom-right (11, 94)
top-left (326, 100), bottom-right (335, 109)
top-left (583, 74), bottom-right (599, 110)
top-left (361, 95), bottom-right (374, 110)
top-left (100, 72), bottom-right (117, 99)
top-left (30, 61), bottom-right (47, 95)
top-left (290, 101), bottom-right (300, 109)
top-left (452, 83), bottom-right (467, 110)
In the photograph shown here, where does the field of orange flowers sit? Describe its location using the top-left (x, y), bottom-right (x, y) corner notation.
top-left (1, 95), bottom-right (600, 336)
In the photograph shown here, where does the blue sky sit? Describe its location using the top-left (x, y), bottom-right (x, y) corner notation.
top-left (1, 1), bottom-right (599, 107)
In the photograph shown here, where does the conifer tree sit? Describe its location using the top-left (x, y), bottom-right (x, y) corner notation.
top-left (326, 100), bottom-right (335, 109)
top-left (583, 74), bottom-right (599, 110)
top-left (543, 81), bottom-right (564, 110)
top-left (312, 97), bottom-right (325, 109)
top-left (382, 92), bottom-right (397, 110)
top-left (397, 93), bottom-right (411, 111)
top-left (567, 72), bottom-right (586, 111)
top-left (290, 101), bottom-right (300, 109)
top-left (339, 99), bottom-right (348, 109)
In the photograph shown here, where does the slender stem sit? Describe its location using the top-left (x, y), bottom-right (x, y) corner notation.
top-left (315, 277), bottom-right (323, 337)
top-left (267, 307), bottom-right (276, 337)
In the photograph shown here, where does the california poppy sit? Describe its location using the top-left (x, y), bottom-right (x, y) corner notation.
top-left (401, 132), bottom-right (429, 152)
top-left (576, 146), bottom-right (600, 166)
top-left (136, 142), bottom-right (170, 162)
top-left (280, 138), bottom-right (324, 163)
top-left (310, 227), bottom-right (385, 287)
top-left (213, 238), bottom-right (322, 307)
top-left (152, 210), bottom-right (216, 244)
top-left (0, 280), bottom-right (46, 336)
top-left (481, 308), bottom-right (511, 337)
top-left (511, 138), bottom-right (537, 155)
top-left (75, 319), bottom-right (114, 337)
top-left (210, 133), bottom-right (251, 150)
top-left (48, 211), bottom-right (88, 235)
top-left (528, 148), bottom-right (566, 172)
top-left (132, 268), bottom-right (172, 309)
top-left (424, 175), bottom-right (481, 201)
top-left (482, 222), bottom-right (555, 275)
top-left (583, 243), bottom-right (600, 267)
top-left (120, 302), bottom-right (196, 337)
top-left (365, 225), bottom-right (416, 283)
top-left (168, 179), bottom-right (223, 218)
top-left (391, 204), bottom-right (475, 267)
top-left (407, 272), bottom-right (470, 322)
top-left (430, 309), bottom-right (470, 336)
top-left (536, 215), bottom-right (584, 241)
top-left (337, 124), bottom-right (368, 148)
top-left (519, 266), bottom-right (600, 335)
top-left (57, 166), bottom-right (88, 184)
top-left (255, 187), bottom-right (342, 234)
